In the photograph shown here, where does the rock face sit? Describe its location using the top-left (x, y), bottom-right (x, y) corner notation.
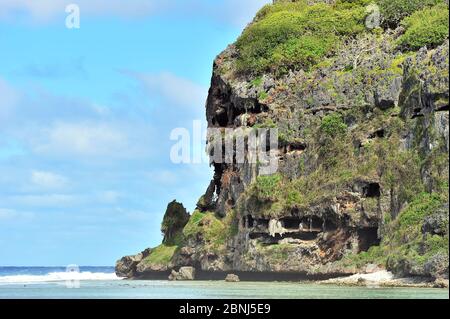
top-left (168, 267), bottom-right (196, 281)
top-left (116, 254), bottom-right (144, 278)
top-left (185, 38), bottom-right (448, 277)
top-left (117, 1), bottom-right (449, 281)
top-left (225, 274), bottom-right (240, 282)
top-left (115, 248), bottom-right (152, 278)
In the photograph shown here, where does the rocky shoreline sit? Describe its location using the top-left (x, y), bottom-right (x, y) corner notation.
top-left (117, 261), bottom-right (448, 289)
top-left (319, 271), bottom-right (449, 289)
top-left (117, 272), bottom-right (449, 289)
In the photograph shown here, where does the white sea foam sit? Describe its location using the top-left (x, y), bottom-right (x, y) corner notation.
top-left (0, 271), bottom-right (120, 284)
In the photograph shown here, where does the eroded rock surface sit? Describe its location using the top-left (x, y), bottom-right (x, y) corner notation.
top-left (117, 0), bottom-right (449, 281)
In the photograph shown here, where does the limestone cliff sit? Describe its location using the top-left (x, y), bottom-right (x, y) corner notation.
top-left (117, 0), bottom-right (449, 281)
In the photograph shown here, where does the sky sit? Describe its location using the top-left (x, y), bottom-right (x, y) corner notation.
top-left (0, 0), bottom-right (270, 266)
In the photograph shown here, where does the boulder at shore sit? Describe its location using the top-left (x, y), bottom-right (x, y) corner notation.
top-left (225, 274), bottom-right (240, 282)
top-left (168, 267), bottom-right (196, 281)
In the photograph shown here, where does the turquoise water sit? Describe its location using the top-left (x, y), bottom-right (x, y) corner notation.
top-left (1, 280), bottom-right (448, 299)
top-left (0, 267), bottom-right (447, 299)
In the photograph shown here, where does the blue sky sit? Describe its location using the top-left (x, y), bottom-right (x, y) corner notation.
top-left (0, 0), bottom-right (270, 266)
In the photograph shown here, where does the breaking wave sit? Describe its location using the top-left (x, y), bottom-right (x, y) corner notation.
top-left (0, 271), bottom-right (120, 284)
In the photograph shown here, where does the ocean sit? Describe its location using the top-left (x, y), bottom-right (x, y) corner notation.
top-left (0, 267), bottom-right (448, 299)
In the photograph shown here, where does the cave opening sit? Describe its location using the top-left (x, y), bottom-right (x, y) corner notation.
top-left (287, 141), bottom-right (307, 152)
top-left (309, 217), bottom-right (323, 231)
top-left (251, 101), bottom-right (268, 114)
top-left (298, 217), bottom-right (323, 232)
top-left (213, 100), bottom-right (269, 128)
top-left (357, 227), bottom-right (380, 252)
top-left (363, 183), bottom-right (381, 198)
top-left (256, 219), bottom-right (269, 228)
top-left (281, 218), bottom-right (300, 229)
top-left (369, 129), bottom-right (385, 139)
top-left (250, 232), bottom-right (319, 243)
top-left (289, 232), bottom-right (319, 241)
top-left (213, 104), bottom-right (231, 127)
top-left (323, 219), bottom-right (337, 232)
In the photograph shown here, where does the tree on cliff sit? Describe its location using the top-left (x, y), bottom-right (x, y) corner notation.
top-left (161, 200), bottom-right (190, 245)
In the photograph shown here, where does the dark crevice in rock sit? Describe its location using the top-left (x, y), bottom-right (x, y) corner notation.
top-left (250, 232), bottom-right (319, 243)
top-left (368, 129), bottom-right (385, 139)
top-left (280, 140), bottom-right (307, 154)
top-left (213, 163), bottom-right (226, 196)
top-left (197, 180), bottom-right (217, 212)
top-left (192, 271), bottom-right (349, 282)
top-left (411, 107), bottom-right (425, 119)
top-left (363, 183), bottom-right (381, 198)
top-left (436, 104), bottom-right (449, 112)
top-left (357, 227), bottom-right (380, 252)
top-left (207, 75), bottom-right (268, 128)
top-left (280, 217), bottom-right (301, 229)
top-left (243, 216), bottom-right (341, 244)
top-left (353, 180), bottom-right (381, 198)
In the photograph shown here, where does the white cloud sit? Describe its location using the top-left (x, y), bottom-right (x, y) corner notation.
top-left (0, 80), bottom-right (156, 161)
top-left (34, 121), bottom-right (128, 157)
top-left (31, 170), bottom-right (68, 189)
top-left (126, 71), bottom-right (207, 109)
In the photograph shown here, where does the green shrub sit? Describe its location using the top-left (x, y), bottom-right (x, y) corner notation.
top-left (250, 76), bottom-right (263, 87)
top-left (236, 2), bottom-right (366, 74)
top-left (397, 192), bottom-right (444, 228)
top-left (182, 211), bottom-right (206, 238)
top-left (397, 4), bottom-right (449, 50)
top-left (183, 211), bottom-right (227, 249)
top-left (254, 1), bottom-right (309, 21)
top-left (425, 234), bottom-right (449, 256)
top-left (383, 192), bottom-right (447, 267)
top-left (143, 244), bottom-right (178, 266)
top-left (377, 0), bottom-right (443, 27)
top-left (253, 174), bottom-right (282, 199)
top-left (271, 36), bottom-right (336, 74)
top-left (340, 245), bottom-right (387, 268)
top-left (258, 91), bottom-right (269, 101)
top-left (320, 113), bottom-right (348, 137)
top-left (286, 189), bottom-right (303, 207)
